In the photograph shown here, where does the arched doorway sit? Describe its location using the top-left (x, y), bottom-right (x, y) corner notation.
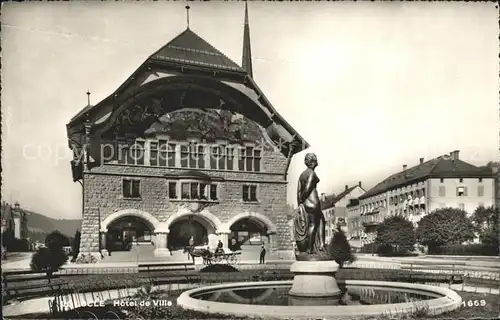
top-left (168, 216), bottom-right (211, 249)
top-left (107, 216), bottom-right (154, 251)
top-left (230, 217), bottom-right (268, 247)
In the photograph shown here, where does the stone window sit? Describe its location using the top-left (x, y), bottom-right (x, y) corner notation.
top-left (208, 145), bottom-right (235, 170)
top-left (242, 185), bottom-right (258, 202)
top-left (168, 182), bottom-right (177, 199)
top-left (477, 185), bottom-right (484, 197)
top-left (226, 147), bottom-right (235, 170)
top-left (150, 142), bottom-right (158, 166)
top-left (456, 186), bottom-right (467, 197)
top-left (238, 147), bottom-right (262, 172)
top-left (117, 140), bottom-right (145, 165)
top-left (123, 179), bottom-right (141, 198)
top-left (210, 184), bottom-right (218, 201)
top-left (210, 145), bottom-right (224, 170)
top-left (180, 145), bottom-right (190, 168)
top-left (157, 141), bottom-right (175, 167)
top-left (179, 182), bottom-right (217, 201)
top-left (196, 145), bottom-right (205, 169)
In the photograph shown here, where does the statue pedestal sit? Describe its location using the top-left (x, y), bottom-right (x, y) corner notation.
top-left (289, 260), bottom-right (340, 298)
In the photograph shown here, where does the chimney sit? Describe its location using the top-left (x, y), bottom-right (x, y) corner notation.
top-left (345, 185), bottom-right (349, 191)
top-left (358, 181), bottom-right (362, 188)
top-left (403, 164), bottom-right (407, 171)
top-left (321, 193), bottom-right (326, 202)
top-left (419, 158), bottom-right (424, 164)
top-left (453, 150), bottom-right (460, 160)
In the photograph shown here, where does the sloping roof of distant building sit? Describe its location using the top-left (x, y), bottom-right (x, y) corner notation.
top-left (359, 152), bottom-right (494, 200)
top-left (322, 185), bottom-right (363, 210)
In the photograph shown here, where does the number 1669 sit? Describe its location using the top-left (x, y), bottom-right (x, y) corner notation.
top-left (462, 300), bottom-right (486, 307)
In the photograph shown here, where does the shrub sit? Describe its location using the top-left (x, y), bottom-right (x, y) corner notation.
top-left (375, 215), bottom-right (416, 253)
top-left (30, 246), bottom-right (68, 280)
top-left (359, 242), bottom-right (379, 254)
top-left (200, 264), bottom-right (239, 273)
top-left (327, 228), bottom-right (356, 268)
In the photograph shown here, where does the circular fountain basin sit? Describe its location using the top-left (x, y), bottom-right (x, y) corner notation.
top-left (177, 280), bottom-right (462, 319)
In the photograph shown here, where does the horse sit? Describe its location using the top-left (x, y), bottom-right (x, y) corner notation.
top-left (183, 246), bottom-right (213, 265)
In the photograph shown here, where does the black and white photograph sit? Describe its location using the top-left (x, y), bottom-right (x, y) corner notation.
top-left (1, 1), bottom-right (499, 319)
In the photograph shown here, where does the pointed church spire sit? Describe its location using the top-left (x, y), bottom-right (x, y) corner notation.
top-left (242, 1), bottom-right (253, 78)
top-left (185, 5), bottom-right (191, 29)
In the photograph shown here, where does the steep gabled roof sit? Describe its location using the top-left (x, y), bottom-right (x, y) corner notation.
top-left (321, 185), bottom-right (363, 210)
top-left (359, 154), bottom-right (493, 200)
top-left (150, 28), bottom-right (245, 73)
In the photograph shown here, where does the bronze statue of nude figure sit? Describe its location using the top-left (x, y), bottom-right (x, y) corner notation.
top-left (294, 153), bottom-right (326, 256)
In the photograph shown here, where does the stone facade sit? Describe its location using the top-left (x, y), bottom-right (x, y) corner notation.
top-left (79, 147), bottom-right (292, 254)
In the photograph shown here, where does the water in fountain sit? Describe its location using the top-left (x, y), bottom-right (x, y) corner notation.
top-left (191, 282), bottom-right (441, 306)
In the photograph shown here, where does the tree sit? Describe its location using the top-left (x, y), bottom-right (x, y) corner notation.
top-left (375, 215), bottom-right (416, 253)
top-left (471, 205), bottom-right (499, 248)
top-left (71, 230), bottom-right (81, 262)
top-left (416, 208), bottom-right (475, 250)
top-left (2, 229), bottom-right (14, 251)
top-left (45, 230), bottom-right (70, 251)
top-left (327, 227), bottom-right (356, 268)
top-left (30, 231), bottom-right (69, 281)
top-left (30, 247), bottom-right (67, 282)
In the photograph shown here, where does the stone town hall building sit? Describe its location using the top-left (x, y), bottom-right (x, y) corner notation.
top-left (66, 4), bottom-right (308, 257)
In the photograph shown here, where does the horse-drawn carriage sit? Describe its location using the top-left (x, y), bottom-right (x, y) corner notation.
top-left (184, 246), bottom-right (242, 266)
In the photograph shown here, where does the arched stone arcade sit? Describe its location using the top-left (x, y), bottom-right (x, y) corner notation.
top-left (99, 209), bottom-right (169, 252)
top-left (219, 212), bottom-right (278, 249)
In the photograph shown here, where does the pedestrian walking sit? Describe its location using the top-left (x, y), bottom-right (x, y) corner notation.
top-left (260, 242), bottom-right (266, 264)
top-left (189, 236), bottom-right (195, 262)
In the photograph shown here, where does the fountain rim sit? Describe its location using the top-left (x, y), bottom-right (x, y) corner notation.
top-left (176, 280), bottom-right (462, 319)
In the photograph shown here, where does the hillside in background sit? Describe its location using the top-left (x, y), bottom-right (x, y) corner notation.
top-left (24, 209), bottom-right (81, 238)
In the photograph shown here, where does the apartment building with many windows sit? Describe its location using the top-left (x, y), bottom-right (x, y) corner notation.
top-left (356, 150), bottom-right (495, 245)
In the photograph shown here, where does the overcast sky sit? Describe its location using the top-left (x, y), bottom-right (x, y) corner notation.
top-left (1, 1), bottom-right (498, 219)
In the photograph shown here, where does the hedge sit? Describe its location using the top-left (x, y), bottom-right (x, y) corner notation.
top-left (358, 243), bottom-right (418, 257)
top-left (429, 243), bottom-right (499, 256)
